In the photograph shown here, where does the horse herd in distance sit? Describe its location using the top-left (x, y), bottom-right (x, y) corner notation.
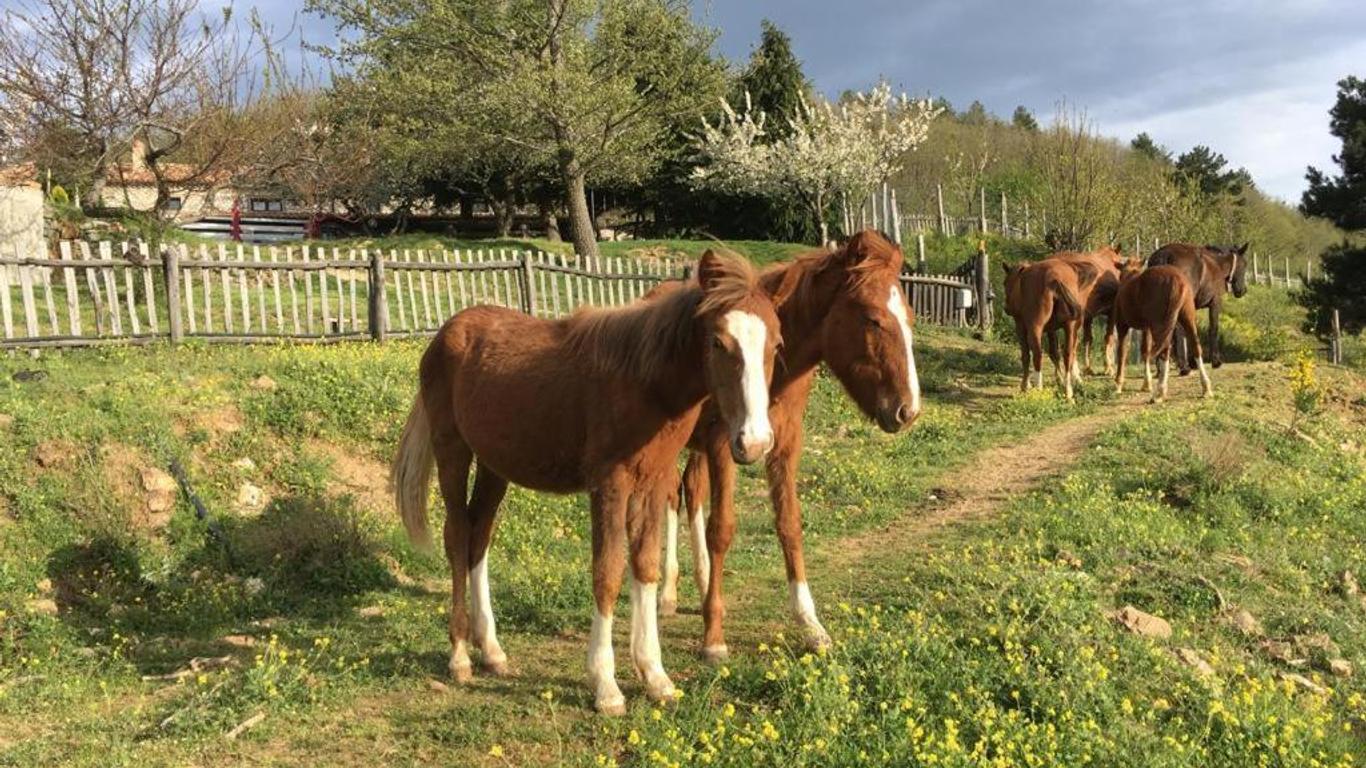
top-left (1005, 241), bottom-right (1248, 403)
top-left (389, 230), bottom-right (1244, 713)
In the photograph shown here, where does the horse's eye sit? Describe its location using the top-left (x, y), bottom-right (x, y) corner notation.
top-left (712, 336), bottom-right (725, 350)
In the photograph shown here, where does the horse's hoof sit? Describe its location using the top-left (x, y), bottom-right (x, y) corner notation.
top-left (1212, 360), bottom-right (1223, 369)
top-left (450, 661), bottom-right (474, 684)
top-left (700, 644), bottom-right (729, 664)
top-left (802, 627), bottom-right (833, 653)
top-left (595, 695), bottom-right (627, 716)
top-left (660, 599), bottom-right (678, 617)
top-left (1178, 369), bottom-right (1191, 377)
top-left (482, 657), bottom-right (513, 677)
top-left (644, 675), bottom-right (677, 704)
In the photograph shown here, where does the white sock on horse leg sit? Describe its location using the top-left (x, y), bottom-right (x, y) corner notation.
top-left (690, 503), bottom-right (710, 597)
top-left (587, 611), bottom-right (624, 714)
top-left (470, 556), bottom-right (506, 670)
top-left (661, 505), bottom-right (679, 613)
top-left (629, 578), bottom-right (674, 701)
top-left (787, 581), bottom-right (831, 650)
top-left (1196, 357), bottom-right (1212, 396)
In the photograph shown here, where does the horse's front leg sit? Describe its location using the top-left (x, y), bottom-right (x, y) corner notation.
top-left (1082, 315), bottom-right (1096, 376)
top-left (767, 422), bottom-right (831, 652)
top-left (701, 432), bottom-right (737, 663)
top-left (1208, 303), bottom-right (1223, 368)
top-left (1102, 312), bottom-right (1117, 376)
top-left (587, 479), bottom-right (629, 715)
top-left (627, 480), bottom-right (675, 703)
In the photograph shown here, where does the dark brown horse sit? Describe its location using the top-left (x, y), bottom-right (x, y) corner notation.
top-left (391, 250), bottom-right (779, 714)
top-left (658, 231), bottom-right (920, 660)
top-left (1146, 242), bottom-right (1248, 373)
top-left (1112, 262), bottom-right (1212, 402)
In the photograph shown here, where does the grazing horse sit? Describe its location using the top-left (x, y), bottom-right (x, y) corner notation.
top-left (1146, 242), bottom-right (1248, 374)
top-left (1053, 247), bottom-right (1125, 376)
top-left (659, 230), bottom-right (921, 660)
top-left (1112, 263), bottom-right (1212, 402)
top-left (391, 250), bottom-right (780, 714)
top-left (1003, 258), bottom-right (1099, 400)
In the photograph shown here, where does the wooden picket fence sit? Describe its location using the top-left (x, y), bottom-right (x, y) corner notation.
top-left (0, 240), bottom-right (985, 350)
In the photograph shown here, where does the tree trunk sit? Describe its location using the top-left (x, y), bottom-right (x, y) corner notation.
top-left (560, 154), bottom-right (599, 258)
top-left (539, 198), bottom-right (561, 242)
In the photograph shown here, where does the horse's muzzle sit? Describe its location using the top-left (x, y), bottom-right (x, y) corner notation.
top-left (876, 401), bottom-right (920, 433)
top-left (730, 431), bottom-right (772, 465)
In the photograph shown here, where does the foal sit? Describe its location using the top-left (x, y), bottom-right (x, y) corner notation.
top-left (391, 250), bottom-right (780, 714)
top-left (661, 231), bottom-right (921, 659)
top-left (1004, 259), bottom-right (1098, 400)
top-left (1112, 263), bottom-right (1212, 402)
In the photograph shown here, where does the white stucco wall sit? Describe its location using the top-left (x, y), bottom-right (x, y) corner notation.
top-left (0, 183), bottom-right (45, 259)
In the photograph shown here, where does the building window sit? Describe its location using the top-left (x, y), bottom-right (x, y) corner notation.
top-left (250, 198), bottom-right (283, 212)
top-left (165, 197), bottom-right (183, 211)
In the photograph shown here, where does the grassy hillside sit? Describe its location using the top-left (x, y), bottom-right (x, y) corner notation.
top-left (1, 294), bottom-right (1363, 765)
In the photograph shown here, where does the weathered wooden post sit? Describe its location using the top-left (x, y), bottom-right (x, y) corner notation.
top-left (1306, 258), bottom-right (1312, 283)
top-left (1000, 192), bottom-right (1009, 235)
top-left (368, 249), bottom-right (388, 342)
top-left (519, 250), bottom-right (538, 315)
top-left (890, 188), bottom-right (902, 245)
top-left (1331, 309), bottom-right (1342, 364)
top-left (974, 239), bottom-right (991, 331)
top-left (978, 187), bottom-right (988, 233)
top-left (916, 233), bottom-right (927, 274)
top-left (1024, 200), bottom-right (1031, 238)
top-left (936, 183), bottom-right (947, 234)
top-left (1252, 251), bottom-right (1260, 283)
top-left (164, 243), bottom-right (183, 344)
top-left (1284, 256), bottom-right (1290, 286)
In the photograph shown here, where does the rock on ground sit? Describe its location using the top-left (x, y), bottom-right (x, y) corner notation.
top-left (1112, 605), bottom-right (1172, 639)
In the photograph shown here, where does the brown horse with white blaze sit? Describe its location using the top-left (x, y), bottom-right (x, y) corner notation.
top-left (391, 250), bottom-right (780, 714)
top-left (1112, 262), bottom-right (1212, 402)
top-left (658, 231), bottom-right (921, 659)
top-left (1146, 242), bottom-right (1248, 373)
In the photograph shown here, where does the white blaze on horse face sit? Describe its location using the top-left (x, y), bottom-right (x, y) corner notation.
top-left (886, 286), bottom-right (922, 417)
top-left (721, 310), bottom-right (773, 455)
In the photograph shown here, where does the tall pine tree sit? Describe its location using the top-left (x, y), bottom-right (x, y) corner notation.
top-left (736, 21), bottom-right (809, 140)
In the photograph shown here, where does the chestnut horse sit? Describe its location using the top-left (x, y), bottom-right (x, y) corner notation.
top-left (1146, 242), bottom-right (1248, 374)
top-left (659, 231), bottom-right (921, 660)
top-left (1112, 263), bottom-right (1212, 402)
top-left (1053, 247), bottom-right (1125, 376)
top-left (1004, 258), bottom-right (1099, 400)
top-left (391, 250), bottom-right (780, 714)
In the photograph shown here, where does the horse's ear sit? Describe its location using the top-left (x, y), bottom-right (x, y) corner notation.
top-left (1237, 242), bottom-right (1249, 255)
top-left (841, 230), bottom-right (899, 269)
top-left (770, 261), bottom-right (803, 308)
top-left (697, 249), bottom-right (723, 292)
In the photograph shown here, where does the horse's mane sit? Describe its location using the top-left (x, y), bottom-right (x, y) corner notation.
top-left (565, 251), bottom-right (758, 383)
top-left (762, 232), bottom-right (900, 319)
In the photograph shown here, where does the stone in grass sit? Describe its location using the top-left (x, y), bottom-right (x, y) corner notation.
top-left (141, 467), bottom-right (179, 515)
top-left (0, 413), bottom-right (13, 429)
top-left (357, 605), bottom-right (385, 618)
top-left (1327, 659), bottom-right (1353, 678)
top-left (1278, 671), bottom-right (1329, 696)
top-left (235, 482), bottom-right (265, 512)
top-left (250, 375), bottom-right (277, 392)
top-left (427, 678), bottom-right (450, 693)
top-left (1112, 605), bottom-right (1172, 639)
top-left (27, 598), bottom-right (59, 616)
top-left (1342, 570), bottom-right (1360, 597)
top-left (232, 457), bottom-right (257, 473)
top-left (1227, 607), bottom-right (1263, 637)
top-left (1174, 647), bottom-right (1215, 677)
top-left (221, 634), bottom-right (257, 648)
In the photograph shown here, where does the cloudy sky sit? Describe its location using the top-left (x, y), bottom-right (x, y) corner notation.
top-left (15, 0), bottom-right (1356, 202)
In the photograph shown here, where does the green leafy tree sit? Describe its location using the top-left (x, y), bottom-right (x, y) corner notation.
top-left (310, 0), bottom-right (725, 257)
top-left (1130, 132), bottom-right (1170, 163)
top-left (1011, 106), bottom-right (1039, 132)
top-left (1301, 75), bottom-right (1366, 230)
top-left (737, 21), bottom-right (808, 140)
top-left (1174, 145), bottom-right (1246, 197)
top-left (960, 100), bottom-right (991, 126)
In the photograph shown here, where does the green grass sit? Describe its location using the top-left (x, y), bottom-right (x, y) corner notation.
top-left (0, 300), bottom-right (1362, 765)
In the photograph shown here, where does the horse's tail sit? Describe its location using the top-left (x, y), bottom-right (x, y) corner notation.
top-left (1048, 270), bottom-right (1083, 316)
top-left (391, 387), bottom-right (436, 552)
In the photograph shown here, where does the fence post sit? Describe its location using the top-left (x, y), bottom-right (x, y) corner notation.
top-left (974, 240), bottom-right (991, 331)
top-left (369, 249), bottom-right (388, 342)
top-left (916, 233), bottom-right (927, 274)
top-left (163, 244), bottom-right (183, 344)
top-left (519, 251), bottom-right (537, 315)
top-left (936, 183), bottom-right (946, 234)
top-left (1024, 201), bottom-right (1031, 238)
top-left (1000, 192), bottom-right (1008, 235)
top-left (1306, 258), bottom-right (1312, 283)
top-left (978, 187), bottom-right (988, 233)
top-left (1331, 309), bottom-right (1342, 364)
top-left (1284, 256), bottom-right (1290, 286)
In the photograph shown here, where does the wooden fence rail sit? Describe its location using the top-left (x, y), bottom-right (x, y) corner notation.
top-left (0, 240), bottom-right (983, 350)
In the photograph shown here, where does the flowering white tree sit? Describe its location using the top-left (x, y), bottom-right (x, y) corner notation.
top-left (692, 81), bottom-right (942, 244)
